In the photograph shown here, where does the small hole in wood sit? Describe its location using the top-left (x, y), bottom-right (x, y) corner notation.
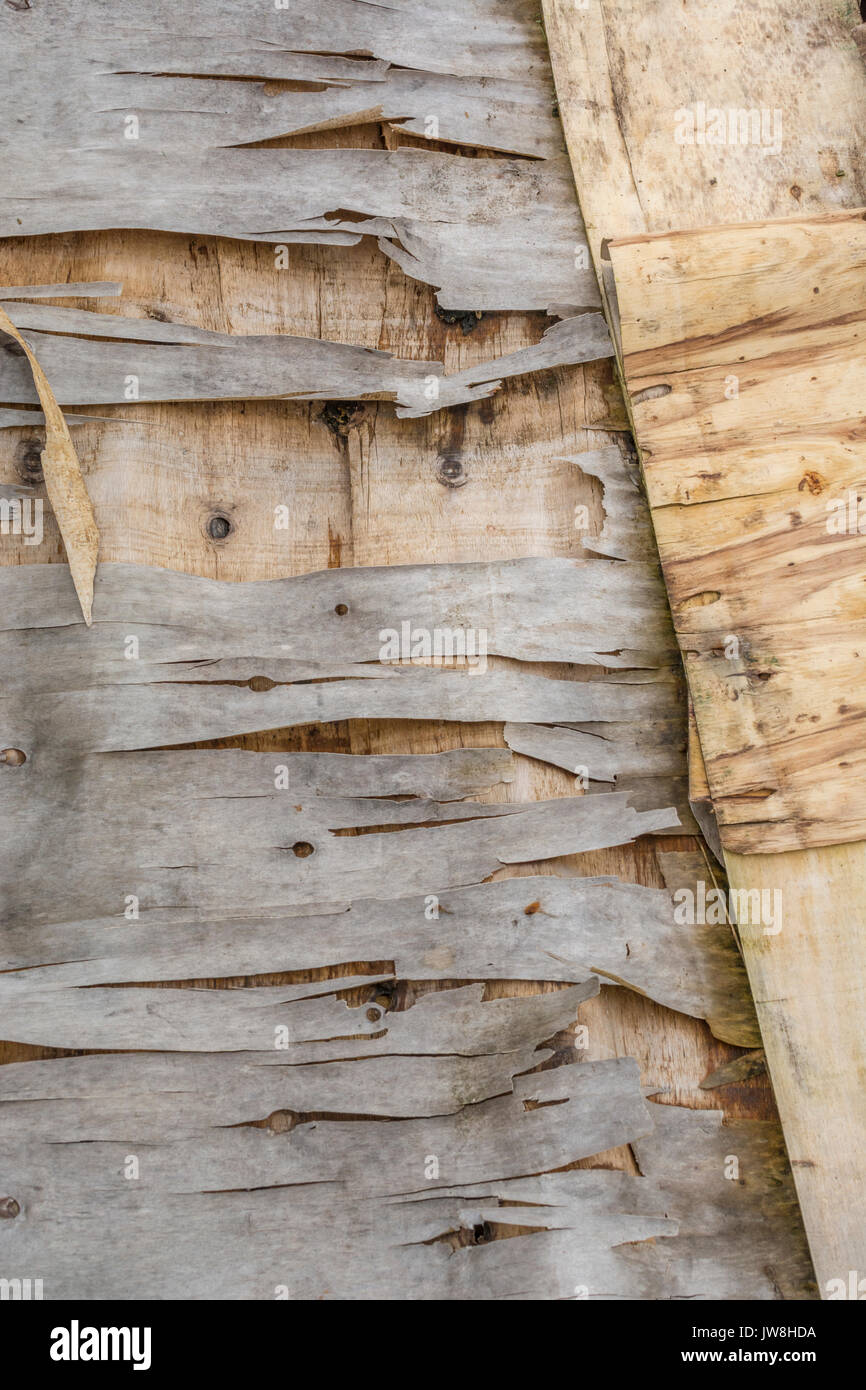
top-left (207, 514), bottom-right (232, 541)
top-left (334, 603), bottom-right (348, 616)
top-left (0, 748), bottom-right (27, 766)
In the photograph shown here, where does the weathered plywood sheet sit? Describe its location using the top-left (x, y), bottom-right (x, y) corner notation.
top-left (542, 0), bottom-right (866, 269)
top-left (0, 61), bottom-right (797, 1296)
top-left (0, 302), bottom-right (611, 418)
top-left (610, 211), bottom-right (866, 854)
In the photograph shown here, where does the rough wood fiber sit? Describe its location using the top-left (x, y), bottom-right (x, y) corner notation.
top-left (0, 302), bottom-right (611, 419)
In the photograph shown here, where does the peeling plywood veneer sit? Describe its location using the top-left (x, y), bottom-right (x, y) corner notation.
top-left (0, 1077), bottom-right (813, 1299)
top-left (0, 299), bottom-right (611, 419)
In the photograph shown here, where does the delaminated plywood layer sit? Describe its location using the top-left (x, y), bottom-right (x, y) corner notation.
top-left (0, 299), bottom-right (611, 419)
top-left (0, 1087), bottom-right (813, 1299)
top-left (610, 210), bottom-right (866, 854)
top-left (0, 2), bottom-right (598, 310)
top-left (0, 54), bottom-right (798, 1293)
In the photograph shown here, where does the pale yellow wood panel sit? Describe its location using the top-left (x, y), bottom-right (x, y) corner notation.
top-left (610, 211), bottom-right (866, 852)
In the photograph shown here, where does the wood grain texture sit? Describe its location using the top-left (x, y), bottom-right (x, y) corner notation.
top-left (542, 0), bottom-right (866, 265)
top-left (0, 86), bottom-right (800, 1292)
top-left (544, 0), bottom-right (866, 1291)
top-left (610, 210), bottom-right (866, 853)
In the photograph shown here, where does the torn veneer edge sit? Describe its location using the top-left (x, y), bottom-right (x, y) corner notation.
top-left (0, 304), bottom-right (97, 625)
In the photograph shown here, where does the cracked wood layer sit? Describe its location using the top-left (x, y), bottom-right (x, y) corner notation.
top-left (0, 2), bottom-right (599, 309)
top-left (0, 0), bottom-right (563, 157)
top-left (0, 300), bottom-right (611, 419)
top-left (610, 211), bottom-right (866, 854)
top-left (0, 555), bottom-right (685, 757)
top-left (0, 145), bottom-right (594, 312)
top-left (0, 758), bottom-right (677, 931)
top-left (0, 745), bottom-right (754, 1044)
top-left (0, 1077), bottom-right (813, 1299)
top-left (0, 986), bottom-right (595, 1131)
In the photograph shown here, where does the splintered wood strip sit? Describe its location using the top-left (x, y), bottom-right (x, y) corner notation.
top-left (0, 556), bottom-right (673, 665)
top-left (1, 776), bottom-right (678, 929)
top-left (0, 282), bottom-right (122, 300)
top-left (0, 302), bottom-right (610, 418)
top-left (503, 722), bottom-right (698, 835)
top-left (0, 306), bottom-right (97, 625)
top-left (0, 975), bottom-right (596, 1057)
top-left (0, 149), bottom-right (595, 312)
top-left (609, 211), bottom-right (866, 852)
top-left (0, 1058), bottom-right (652, 1196)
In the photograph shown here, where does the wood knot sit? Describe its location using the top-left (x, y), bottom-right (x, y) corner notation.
top-left (207, 513), bottom-right (232, 541)
top-left (14, 436), bottom-right (44, 484)
top-left (291, 841), bottom-right (314, 858)
top-left (319, 402), bottom-right (367, 437)
top-left (436, 452), bottom-right (467, 488)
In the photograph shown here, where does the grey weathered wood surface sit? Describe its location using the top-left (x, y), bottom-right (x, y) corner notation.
top-left (0, 743), bottom-right (755, 1039)
top-left (0, 303), bottom-right (611, 418)
top-left (0, 2), bottom-right (596, 309)
top-left (0, 149), bottom-right (593, 311)
top-left (0, 1086), bottom-right (813, 1299)
top-left (0, 0), bottom-right (564, 159)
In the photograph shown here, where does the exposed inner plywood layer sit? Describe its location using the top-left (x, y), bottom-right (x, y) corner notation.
top-left (609, 210), bottom-right (866, 1293)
